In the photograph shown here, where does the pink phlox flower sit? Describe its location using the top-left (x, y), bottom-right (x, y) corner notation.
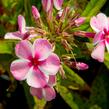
top-left (10, 38), bottom-right (60, 88)
top-left (42, 0), bottom-right (63, 12)
top-left (90, 13), bottom-right (109, 62)
top-left (30, 75), bottom-right (56, 101)
top-left (5, 15), bottom-right (37, 40)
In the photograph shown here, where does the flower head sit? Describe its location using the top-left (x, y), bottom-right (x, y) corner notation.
top-left (5, 15), bottom-right (37, 40)
top-left (10, 38), bottom-right (60, 88)
top-left (90, 13), bottom-right (109, 62)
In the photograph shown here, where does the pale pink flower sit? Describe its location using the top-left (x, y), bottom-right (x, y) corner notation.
top-left (42, 0), bottom-right (63, 12)
top-left (32, 6), bottom-right (40, 20)
top-left (10, 38), bottom-right (60, 88)
top-left (90, 13), bottom-right (109, 62)
top-left (30, 75), bottom-right (56, 101)
top-left (5, 15), bottom-right (37, 40)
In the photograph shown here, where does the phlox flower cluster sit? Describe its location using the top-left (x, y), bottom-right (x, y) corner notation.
top-left (4, 0), bottom-right (109, 101)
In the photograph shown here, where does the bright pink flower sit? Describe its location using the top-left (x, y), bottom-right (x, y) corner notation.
top-left (90, 13), bottom-right (109, 62)
top-left (30, 75), bottom-right (56, 101)
top-left (5, 15), bottom-right (37, 40)
top-left (32, 6), bottom-right (40, 20)
top-left (76, 62), bottom-right (89, 70)
top-left (42, 0), bottom-right (63, 12)
top-left (10, 39), bottom-right (60, 88)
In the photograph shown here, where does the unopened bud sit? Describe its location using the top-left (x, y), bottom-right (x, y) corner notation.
top-left (75, 17), bottom-right (85, 26)
top-left (74, 31), bottom-right (95, 38)
top-left (42, 0), bottom-right (52, 12)
top-left (53, 0), bottom-right (63, 10)
top-left (59, 65), bottom-right (66, 79)
top-left (32, 6), bottom-right (40, 20)
top-left (75, 62), bottom-right (89, 70)
top-left (61, 39), bottom-right (72, 52)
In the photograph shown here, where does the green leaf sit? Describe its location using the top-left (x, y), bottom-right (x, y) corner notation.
top-left (62, 64), bottom-right (89, 90)
top-left (0, 39), bottom-right (18, 54)
top-left (82, 0), bottom-right (106, 17)
top-left (56, 85), bottom-right (79, 109)
top-left (87, 65), bottom-right (109, 109)
top-left (104, 53), bottom-right (109, 69)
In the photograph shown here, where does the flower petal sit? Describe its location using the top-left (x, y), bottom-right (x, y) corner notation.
top-left (39, 53), bottom-right (60, 75)
top-left (30, 87), bottom-right (43, 99)
top-left (91, 41), bottom-right (105, 62)
top-left (105, 38), bottom-right (109, 52)
top-left (43, 86), bottom-right (56, 101)
top-left (33, 38), bottom-right (52, 61)
top-left (15, 40), bottom-right (33, 60)
top-left (10, 59), bottom-right (30, 80)
top-left (90, 13), bottom-right (108, 32)
top-left (4, 32), bottom-right (22, 40)
top-left (18, 15), bottom-right (26, 34)
top-left (53, 0), bottom-right (63, 10)
top-left (27, 68), bottom-right (49, 88)
top-left (48, 75), bottom-right (56, 86)
top-left (93, 31), bottom-right (104, 45)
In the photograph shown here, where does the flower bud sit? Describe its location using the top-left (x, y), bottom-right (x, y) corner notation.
top-left (56, 9), bottom-right (63, 19)
top-left (75, 62), bottom-right (89, 70)
top-left (32, 6), bottom-right (40, 20)
top-left (53, 0), bottom-right (63, 10)
top-left (74, 31), bottom-right (95, 38)
top-left (75, 17), bottom-right (86, 26)
top-left (42, 0), bottom-right (52, 12)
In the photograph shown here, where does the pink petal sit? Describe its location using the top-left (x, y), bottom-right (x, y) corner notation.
top-left (32, 6), bottom-right (40, 20)
top-left (39, 53), bottom-right (60, 75)
top-left (33, 38), bottom-right (52, 61)
top-left (43, 86), bottom-right (56, 101)
top-left (28, 34), bottom-right (38, 40)
top-left (53, 0), bottom-right (63, 10)
top-left (93, 32), bottom-right (104, 45)
top-left (15, 40), bottom-right (33, 60)
top-left (30, 87), bottom-right (43, 99)
top-left (42, 0), bottom-right (52, 12)
top-left (90, 13), bottom-right (108, 33)
top-left (27, 68), bottom-right (49, 88)
top-left (91, 41), bottom-right (105, 62)
top-left (18, 15), bottom-right (26, 34)
top-left (10, 59), bottom-right (30, 80)
top-left (48, 75), bottom-right (56, 86)
top-left (4, 32), bottom-right (22, 40)
top-left (105, 38), bottom-right (109, 52)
